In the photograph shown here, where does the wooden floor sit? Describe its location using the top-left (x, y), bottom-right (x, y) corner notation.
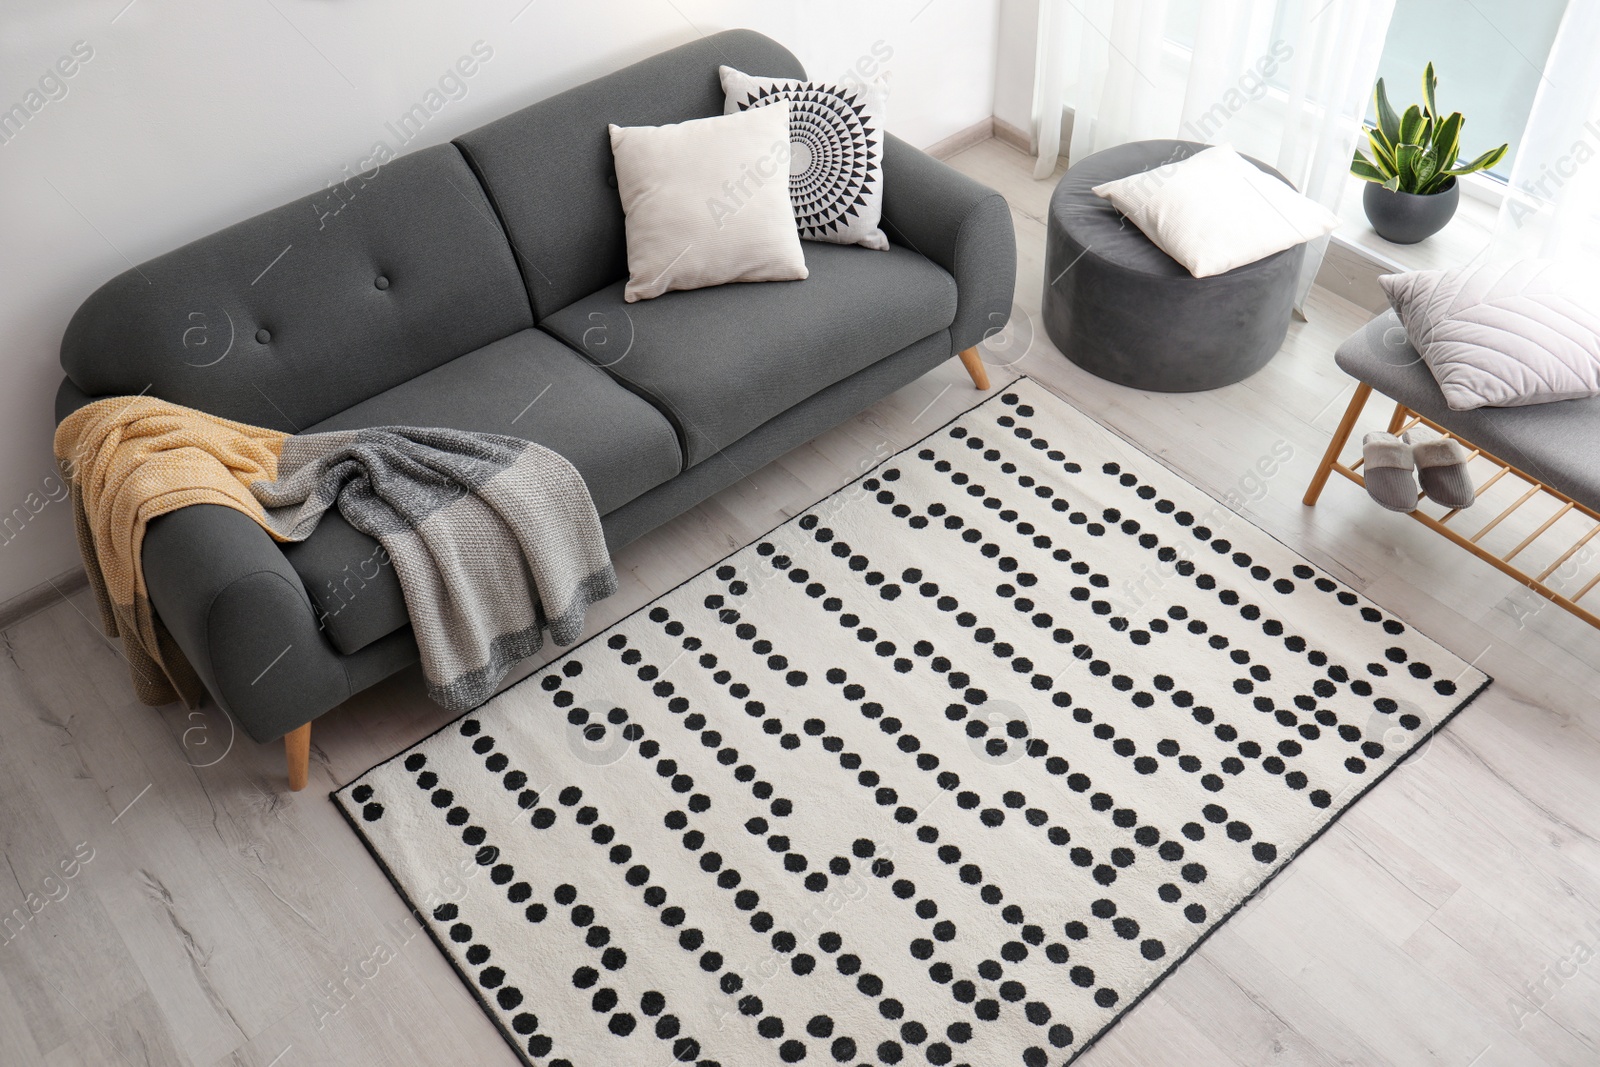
top-left (4, 139), bottom-right (1599, 1067)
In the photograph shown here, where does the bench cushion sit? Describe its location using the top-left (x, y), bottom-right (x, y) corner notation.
top-left (541, 242), bottom-right (957, 467)
top-left (283, 328), bottom-right (682, 654)
top-left (1337, 310), bottom-right (1600, 510)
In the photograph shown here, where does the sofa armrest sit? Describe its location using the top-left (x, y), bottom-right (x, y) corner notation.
top-left (142, 504), bottom-right (354, 743)
top-left (879, 133), bottom-right (1017, 354)
top-left (55, 377), bottom-right (98, 423)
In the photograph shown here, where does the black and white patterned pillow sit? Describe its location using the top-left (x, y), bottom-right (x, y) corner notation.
top-left (720, 65), bottom-right (889, 251)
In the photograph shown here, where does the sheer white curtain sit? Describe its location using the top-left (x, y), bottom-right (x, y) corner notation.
top-left (1031, 0), bottom-right (1396, 305)
top-left (1491, 0), bottom-right (1600, 264)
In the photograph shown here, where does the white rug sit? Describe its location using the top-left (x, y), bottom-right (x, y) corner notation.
top-left (336, 379), bottom-right (1489, 1067)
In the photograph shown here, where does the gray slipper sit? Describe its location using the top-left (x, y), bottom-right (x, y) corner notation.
top-left (1404, 426), bottom-right (1475, 509)
top-left (1362, 432), bottom-right (1418, 512)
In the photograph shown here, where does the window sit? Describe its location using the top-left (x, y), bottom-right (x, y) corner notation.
top-left (1367, 0), bottom-right (1568, 178)
top-left (1165, 0), bottom-right (1569, 180)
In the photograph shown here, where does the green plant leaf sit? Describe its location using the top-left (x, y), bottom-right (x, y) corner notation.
top-left (1431, 112), bottom-right (1462, 171)
top-left (1413, 147), bottom-right (1439, 187)
top-left (1374, 78), bottom-right (1401, 146)
top-left (1368, 63), bottom-right (1491, 189)
top-left (1351, 150), bottom-right (1386, 182)
top-left (1366, 128), bottom-right (1398, 174)
top-left (1396, 142), bottom-right (1422, 191)
top-left (1369, 114), bottom-right (1395, 154)
top-left (1448, 142), bottom-right (1509, 176)
top-left (1399, 105), bottom-right (1425, 147)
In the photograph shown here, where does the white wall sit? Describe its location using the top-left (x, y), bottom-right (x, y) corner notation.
top-left (994, 0), bottom-right (1039, 139)
top-left (0, 0), bottom-right (998, 605)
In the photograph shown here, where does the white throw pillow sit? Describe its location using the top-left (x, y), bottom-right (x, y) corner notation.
top-left (719, 65), bottom-right (890, 251)
top-left (1091, 144), bottom-right (1339, 278)
top-left (609, 104), bottom-right (807, 302)
top-left (1381, 259), bottom-right (1600, 410)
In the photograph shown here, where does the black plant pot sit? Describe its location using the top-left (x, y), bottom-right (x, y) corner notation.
top-left (1363, 178), bottom-right (1459, 244)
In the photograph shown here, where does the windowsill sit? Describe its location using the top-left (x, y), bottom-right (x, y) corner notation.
top-left (1331, 172), bottom-right (1498, 273)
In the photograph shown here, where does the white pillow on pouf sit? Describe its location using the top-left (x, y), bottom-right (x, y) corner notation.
top-left (609, 104), bottom-right (807, 302)
top-left (719, 64), bottom-right (890, 251)
top-left (1382, 259), bottom-right (1600, 410)
top-left (1091, 144), bottom-right (1338, 278)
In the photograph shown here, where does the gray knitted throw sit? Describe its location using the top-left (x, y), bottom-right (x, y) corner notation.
top-left (251, 426), bottom-right (615, 711)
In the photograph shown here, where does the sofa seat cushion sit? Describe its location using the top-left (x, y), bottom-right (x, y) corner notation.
top-left (1338, 310), bottom-right (1600, 511)
top-left (541, 242), bottom-right (957, 467)
top-left (282, 328), bottom-right (681, 655)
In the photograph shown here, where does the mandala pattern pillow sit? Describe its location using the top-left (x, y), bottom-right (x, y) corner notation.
top-left (720, 65), bottom-right (889, 251)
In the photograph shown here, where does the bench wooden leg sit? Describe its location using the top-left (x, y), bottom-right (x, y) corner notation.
top-left (285, 723), bottom-right (311, 792)
top-left (1306, 394), bottom-right (1600, 632)
top-left (1385, 399), bottom-right (1409, 434)
top-left (1304, 382), bottom-right (1372, 507)
top-left (958, 347), bottom-right (991, 390)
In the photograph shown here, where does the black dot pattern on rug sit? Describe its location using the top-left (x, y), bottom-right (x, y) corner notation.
top-left (407, 727), bottom-right (748, 1066)
top-left (911, 427), bottom-right (1424, 817)
top-left (338, 381), bottom-right (1485, 1067)
top-left (843, 456), bottom-right (1294, 921)
top-left (725, 603), bottom-right (1103, 996)
top-left (710, 531), bottom-right (1207, 978)
top-left (627, 606), bottom-right (1020, 1040)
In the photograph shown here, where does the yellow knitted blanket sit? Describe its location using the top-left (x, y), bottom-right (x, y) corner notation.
top-left (55, 397), bottom-right (289, 707)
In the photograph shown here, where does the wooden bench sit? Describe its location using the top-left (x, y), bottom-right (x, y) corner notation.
top-left (1304, 310), bottom-right (1600, 631)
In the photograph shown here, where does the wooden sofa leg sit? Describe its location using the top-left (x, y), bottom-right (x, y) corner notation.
top-left (1303, 382), bottom-right (1372, 507)
top-left (958, 347), bottom-right (991, 390)
top-left (285, 723), bottom-right (312, 792)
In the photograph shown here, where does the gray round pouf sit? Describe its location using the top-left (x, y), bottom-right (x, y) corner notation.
top-left (1042, 139), bottom-right (1305, 392)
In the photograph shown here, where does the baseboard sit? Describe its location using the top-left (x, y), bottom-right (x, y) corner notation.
top-left (993, 116), bottom-right (1031, 154)
top-left (994, 109), bottom-right (1074, 166)
top-left (0, 567), bottom-right (89, 632)
top-left (923, 117), bottom-right (993, 160)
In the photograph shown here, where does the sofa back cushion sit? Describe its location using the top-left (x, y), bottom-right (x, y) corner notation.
top-left (60, 143), bottom-right (532, 431)
top-left (454, 29), bottom-right (804, 321)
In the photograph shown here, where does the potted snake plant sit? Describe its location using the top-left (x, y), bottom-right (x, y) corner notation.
top-left (1351, 63), bottom-right (1508, 244)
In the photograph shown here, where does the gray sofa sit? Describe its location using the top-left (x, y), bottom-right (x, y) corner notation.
top-left (52, 29), bottom-right (1016, 782)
